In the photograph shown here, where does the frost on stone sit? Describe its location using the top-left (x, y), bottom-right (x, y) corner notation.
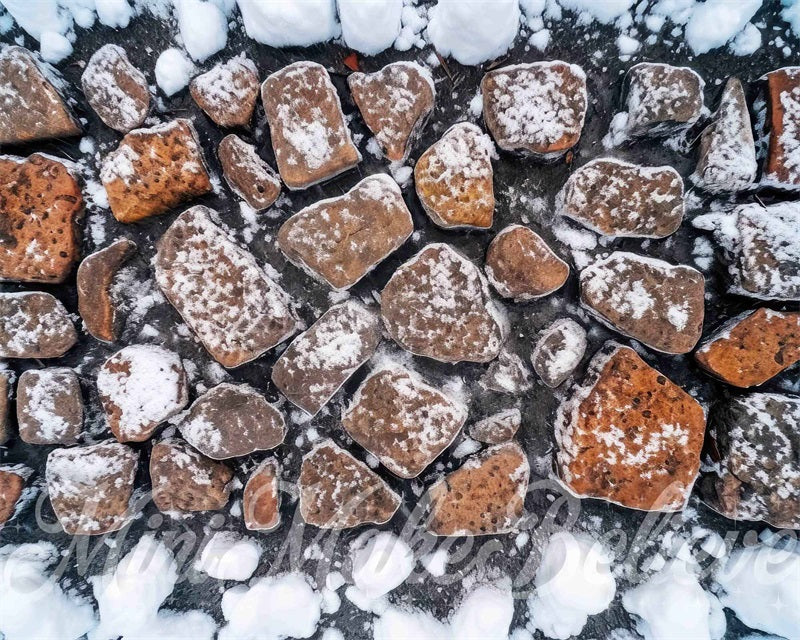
top-left (243, 457), bottom-right (281, 531)
top-left (762, 66), bottom-right (800, 190)
top-left (17, 367), bottom-right (83, 445)
top-left (190, 55), bottom-right (259, 128)
top-left (218, 134), bottom-right (281, 211)
top-left (532, 318), bottom-right (587, 388)
top-left (0, 465), bottom-right (30, 526)
top-left (468, 408), bottom-right (521, 444)
top-left (480, 348), bottom-right (533, 394)
top-left (0, 292), bottom-right (77, 359)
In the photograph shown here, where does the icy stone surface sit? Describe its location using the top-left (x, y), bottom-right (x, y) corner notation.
top-left (532, 318), bottom-right (587, 388)
top-left (190, 55), bottom-right (259, 128)
top-left (0, 292), bottom-right (77, 359)
top-left (17, 367), bottom-right (82, 445)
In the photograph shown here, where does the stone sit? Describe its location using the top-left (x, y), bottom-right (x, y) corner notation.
top-left (100, 119), bottom-right (212, 223)
top-left (299, 439), bottom-right (401, 529)
top-left (556, 158), bottom-right (685, 238)
top-left (218, 134), bottom-right (281, 210)
top-left (179, 383), bottom-right (285, 459)
top-left (155, 205), bottom-right (298, 367)
top-left (243, 458), bottom-right (281, 531)
top-left (97, 344), bottom-right (188, 443)
top-left (481, 61), bottom-right (588, 158)
top-left (695, 308), bottom-right (800, 388)
top-left (580, 252), bottom-right (705, 354)
top-left (190, 55), bottom-right (259, 128)
top-left (484, 225), bottom-right (569, 300)
top-left (262, 61), bottom-right (361, 190)
top-left (381, 244), bottom-right (506, 363)
top-left (414, 123), bottom-right (496, 229)
top-left (480, 349), bottom-right (533, 394)
top-left (532, 318), bottom-right (588, 388)
top-left (81, 44), bottom-right (149, 133)
top-left (76, 238), bottom-right (137, 343)
top-left (0, 373), bottom-right (9, 445)
top-left (17, 368), bottom-right (83, 445)
top-left (150, 439), bottom-right (233, 513)
top-left (0, 46), bottom-right (81, 145)
top-left (342, 365), bottom-right (468, 478)
top-left (348, 61), bottom-right (436, 162)
top-left (0, 292), bottom-right (77, 359)
top-left (46, 441), bottom-right (138, 535)
top-left (278, 174), bottom-right (413, 290)
top-left (468, 408), bottom-right (521, 444)
top-left (0, 154), bottom-right (82, 283)
top-left (763, 66), bottom-right (800, 190)
top-left (272, 301), bottom-right (382, 416)
top-left (426, 441), bottom-right (529, 536)
top-left (555, 344), bottom-right (706, 512)
top-left (0, 466), bottom-right (27, 526)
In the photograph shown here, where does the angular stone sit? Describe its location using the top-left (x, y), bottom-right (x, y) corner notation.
top-left (218, 134), bottom-right (281, 210)
top-left (481, 61), bottom-right (587, 158)
top-left (100, 119), bottom-right (212, 223)
top-left (695, 308), bottom-right (800, 388)
top-left (155, 206), bottom-right (298, 367)
top-left (414, 123), bottom-right (496, 229)
top-left (342, 365), bottom-right (468, 478)
top-left (272, 301), bottom-right (382, 416)
top-left (17, 368), bottom-right (83, 445)
top-left (426, 441), bottom-right (529, 536)
top-left (556, 158), bottom-right (684, 238)
top-left (190, 55), bottom-right (259, 128)
top-left (46, 441), bottom-right (138, 535)
top-left (0, 466), bottom-right (27, 526)
top-left (0, 373), bottom-right (9, 445)
top-left (532, 318), bottom-right (587, 388)
top-left (262, 61), bottom-right (361, 190)
top-left (763, 66), bottom-right (800, 190)
top-left (0, 154), bottom-right (82, 283)
top-left (179, 383), bottom-right (285, 459)
top-left (555, 344), bottom-right (706, 512)
top-left (580, 252), bottom-right (705, 354)
top-left (381, 244), bottom-right (506, 363)
top-left (348, 61), bottom-right (435, 162)
top-left (243, 458), bottom-right (281, 531)
top-left (0, 292), bottom-right (77, 359)
top-left (468, 408), bottom-right (521, 445)
top-left (485, 225), bottom-right (569, 300)
top-left (480, 349), bottom-right (533, 394)
top-left (299, 439), bottom-right (401, 529)
top-left (81, 44), bottom-right (149, 133)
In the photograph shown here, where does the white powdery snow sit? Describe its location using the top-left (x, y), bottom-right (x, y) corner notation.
top-left (195, 532), bottom-right (261, 581)
top-left (350, 532), bottom-right (415, 602)
top-left (684, 0), bottom-right (761, 54)
top-left (729, 22), bottom-right (762, 55)
top-left (421, 548), bottom-right (449, 577)
top-left (558, 0), bottom-right (634, 24)
top-left (40, 31), bottom-right (73, 63)
top-left (155, 47), bottom-right (194, 96)
top-left (236, 0), bottom-right (340, 47)
top-left (174, 0), bottom-right (228, 62)
top-left (338, 0), bottom-right (403, 55)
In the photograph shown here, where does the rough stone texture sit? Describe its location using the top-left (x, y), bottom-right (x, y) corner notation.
top-left (532, 318), bottom-right (588, 388)
top-left (0, 154), bottom-right (82, 283)
top-left (426, 442), bottom-right (529, 536)
top-left (763, 66), bottom-right (800, 190)
top-left (0, 373), bottom-right (9, 445)
top-left (101, 119), bottom-right (212, 223)
top-left (278, 174), bottom-right (413, 289)
top-left (0, 292), bottom-right (77, 359)
top-left (348, 61), bottom-right (435, 162)
top-left (484, 225), bottom-right (569, 300)
top-left (190, 55), bottom-right (259, 128)
top-left (481, 61), bottom-right (587, 158)
top-left (299, 439), bottom-right (401, 529)
top-left (695, 308), bottom-right (800, 388)
top-left (468, 408), bottom-right (522, 445)
top-left (0, 467), bottom-right (26, 525)
top-left (17, 368), bottom-right (83, 445)
top-left (342, 365), bottom-right (468, 478)
top-left (555, 344), bottom-right (706, 512)
top-left (556, 158), bottom-right (685, 238)
top-left (480, 349), bottom-right (533, 394)
top-left (218, 134), bottom-right (281, 210)
top-left (272, 301), bottom-right (382, 416)
top-left (243, 458), bottom-right (281, 531)
top-left (381, 244), bottom-right (506, 363)
top-left (580, 252), bottom-right (705, 354)
top-left (155, 206), bottom-right (298, 367)
top-left (76, 238), bottom-right (137, 343)
top-left (262, 61), bottom-right (361, 190)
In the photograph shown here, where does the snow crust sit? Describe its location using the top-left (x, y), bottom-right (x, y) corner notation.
top-left (195, 532), bottom-right (261, 581)
top-left (348, 532), bottom-right (414, 607)
top-left (155, 48), bottom-right (194, 96)
top-left (236, 0), bottom-right (340, 47)
top-left (338, 0), bottom-right (403, 55)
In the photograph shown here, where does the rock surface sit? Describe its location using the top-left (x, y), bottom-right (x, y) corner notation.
top-left (218, 134), bottom-right (281, 210)
top-left (0, 292), bottom-right (77, 358)
top-left (17, 368), bottom-right (83, 445)
top-left (0, 373), bottom-right (8, 445)
top-left (0, 466), bottom-right (26, 525)
top-left (480, 349), bottom-right (533, 394)
top-left (243, 458), bottom-right (281, 531)
top-left (531, 318), bottom-right (587, 388)
top-left (468, 408), bottom-right (521, 444)
top-left (763, 66), bottom-right (800, 190)
top-left (190, 55), bottom-right (259, 128)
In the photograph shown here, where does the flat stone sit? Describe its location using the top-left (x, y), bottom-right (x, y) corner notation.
top-left (17, 368), bottom-right (83, 445)
top-left (381, 243), bottom-right (506, 363)
top-left (0, 292), bottom-right (77, 359)
top-left (763, 66), bottom-right (800, 190)
top-left (480, 349), bottom-right (533, 394)
top-left (580, 252), bottom-right (705, 354)
top-left (468, 408), bottom-right (521, 445)
top-left (0, 466), bottom-right (28, 526)
top-left (190, 55), bottom-right (259, 128)
top-left (278, 174), bottom-right (413, 289)
top-left (155, 205), bottom-right (298, 367)
top-left (272, 300), bottom-right (382, 416)
top-left (243, 458), bottom-right (281, 531)
top-left (0, 373), bottom-right (9, 445)
top-left (218, 134), bottom-right (281, 210)
top-left (555, 343), bottom-right (706, 512)
top-left (532, 318), bottom-right (587, 388)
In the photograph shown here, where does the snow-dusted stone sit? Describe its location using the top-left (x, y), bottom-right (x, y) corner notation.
top-left (348, 62), bottom-right (435, 162)
top-left (532, 318), bottom-right (587, 389)
top-left (0, 154), bottom-right (82, 283)
top-left (179, 383), bottom-right (285, 459)
top-left (485, 225), bottom-right (569, 300)
top-left (0, 466), bottom-right (27, 525)
top-left (243, 458), bottom-right (281, 531)
top-left (299, 439), bottom-right (401, 529)
top-left (77, 238), bottom-right (137, 343)
top-left (155, 205), bottom-right (298, 367)
top-left (81, 44), bottom-right (149, 132)
top-left (277, 174), bottom-right (413, 290)
top-left (0, 46), bottom-right (81, 145)
top-left (342, 365), bottom-right (468, 478)
top-left (555, 344), bottom-right (706, 512)
top-left (0, 292), bottom-right (77, 359)
top-left (763, 66), bottom-right (800, 190)
top-left (480, 349), bottom-right (533, 394)
top-left (150, 439), bottom-right (233, 514)
top-left (381, 244), bottom-right (506, 363)
top-left (271, 300), bottom-right (382, 416)
top-left (468, 408), bottom-right (521, 445)
top-left (262, 61), bottom-right (361, 190)
top-left (218, 134), bottom-right (281, 210)
top-left (414, 123), bottom-right (496, 229)
top-left (426, 441), bottom-right (529, 536)
top-left (97, 344), bottom-right (188, 443)
top-left (481, 61), bottom-right (588, 158)
top-left (101, 119), bottom-right (212, 223)
top-left (0, 373), bottom-right (9, 445)
top-left (17, 368), bottom-right (83, 445)
top-left (580, 252), bottom-right (705, 354)
top-left (556, 159), bottom-right (685, 238)
top-left (190, 55), bottom-right (259, 128)
top-left (46, 441), bottom-right (138, 535)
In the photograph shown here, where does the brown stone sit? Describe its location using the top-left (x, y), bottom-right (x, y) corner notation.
top-left (480, 349), bottom-right (533, 394)
top-left (218, 134), bottom-right (281, 210)
top-left (243, 458), bottom-right (281, 531)
top-left (531, 318), bottom-right (587, 388)
top-left (0, 373), bottom-right (9, 445)
top-left (17, 368), bottom-right (83, 445)
top-left (0, 466), bottom-right (27, 525)
top-left (0, 292), bottom-right (77, 359)
top-left (764, 66), bottom-right (800, 189)
top-left (468, 408), bottom-right (521, 445)
top-left (190, 56), bottom-right (259, 128)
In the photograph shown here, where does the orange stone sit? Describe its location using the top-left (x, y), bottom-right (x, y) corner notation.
top-left (243, 458), bottom-right (281, 531)
top-left (763, 66), bottom-right (800, 189)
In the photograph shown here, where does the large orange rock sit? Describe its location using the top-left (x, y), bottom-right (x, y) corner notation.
top-left (763, 66), bottom-right (800, 190)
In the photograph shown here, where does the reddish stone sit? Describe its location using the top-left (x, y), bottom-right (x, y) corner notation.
top-left (17, 368), bottom-right (83, 445)
top-left (190, 56), bottom-right (259, 128)
top-left (218, 134), bottom-right (281, 211)
top-left (243, 458), bottom-right (281, 531)
top-left (763, 66), bottom-right (800, 189)
top-left (0, 292), bottom-right (77, 359)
